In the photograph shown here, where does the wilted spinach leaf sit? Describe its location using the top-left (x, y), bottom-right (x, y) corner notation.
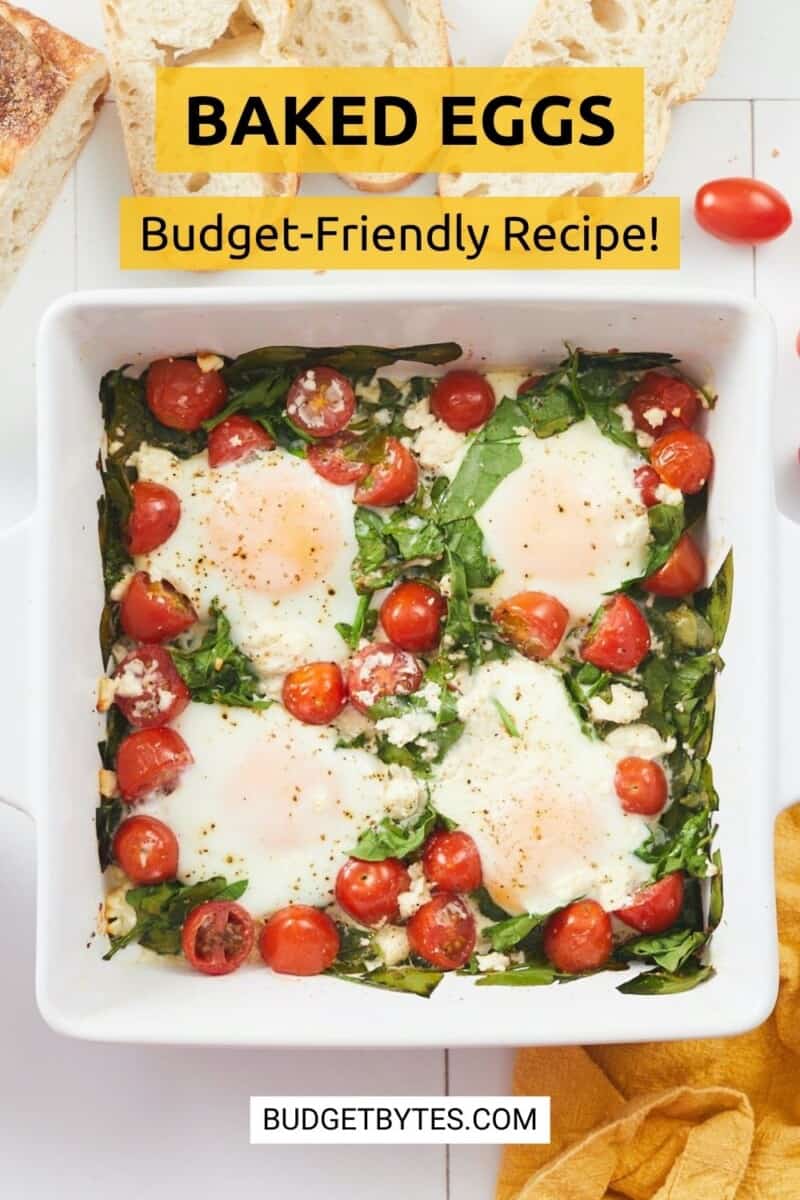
top-left (104, 875), bottom-right (248, 959)
top-left (100, 367), bottom-right (207, 462)
top-left (617, 963), bottom-right (714, 995)
top-left (329, 964), bottom-right (444, 998)
top-left (95, 799), bottom-right (123, 871)
top-left (224, 342), bottom-right (462, 386)
top-left (618, 927), bottom-right (707, 973)
top-left (168, 602), bottom-right (270, 709)
top-left (350, 803), bottom-right (439, 861)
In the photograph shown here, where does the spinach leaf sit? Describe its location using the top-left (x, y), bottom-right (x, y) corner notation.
top-left (104, 876), bottom-right (248, 959)
top-left (95, 799), bottom-right (123, 871)
top-left (350, 803), bottom-right (439, 861)
top-left (484, 912), bottom-right (548, 952)
top-left (651, 604), bottom-right (715, 655)
top-left (708, 850), bottom-right (724, 930)
top-left (574, 352), bottom-right (677, 373)
top-left (224, 342), bottom-right (462, 386)
top-left (475, 963), bottom-right (559, 987)
top-left (518, 372), bottom-right (583, 439)
top-left (168, 601), bottom-right (270, 709)
top-left (561, 661), bottom-right (613, 731)
top-left (635, 808), bottom-right (715, 878)
top-left (202, 369), bottom-right (301, 451)
top-left (619, 928), bottom-right (707, 973)
top-left (617, 963), bottom-right (714, 995)
top-left (437, 397), bottom-right (525, 523)
top-left (491, 697), bottom-right (520, 739)
top-left (472, 886), bottom-right (511, 922)
top-left (352, 505), bottom-right (445, 592)
top-left (444, 517), bottom-right (499, 588)
top-left (697, 549), bottom-right (734, 648)
top-left (100, 367), bottom-right (206, 462)
top-left (97, 456), bottom-right (133, 595)
top-left (329, 965), bottom-right (443, 998)
top-left (335, 594), bottom-right (377, 650)
top-left (332, 923), bottom-right (376, 972)
top-left (98, 705), bottom-right (131, 771)
top-left (623, 501), bottom-right (686, 587)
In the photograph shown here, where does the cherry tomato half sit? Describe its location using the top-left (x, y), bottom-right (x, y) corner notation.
top-left (346, 642), bottom-right (423, 714)
top-left (543, 900), bottom-right (612, 974)
top-left (307, 432), bottom-right (371, 486)
top-left (422, 831), bottom-right (482, 893)
top-left (581, 595), bottom-right (651, 674)
top-left (182, 900), bottom-right (255, 976)
top-left (259, 905), bottom-right (340, 976)
top-left (335, 857), bottom-right (410, 926)
top-left (282, 661), bottom-right (347, 725)
top-left (615, 873), bottom-right (684, 934)
top-left (354, 437), bottom-right (419, 507)
top-left (119, 572), bottom-right (197, 643)
top-left (628, 372), bottom-right (699, 437)
top-left (650, 429), bottom-right (713, 495)
top-left (127, 481), bottom-right (181, 555)
top-left (116, 727), bottom-right (193, 802)
top-left (112, 644), bottom-right (190, 728)
top-left (430, 371), bottom-right (495, 433)
top-left (635, 464), bottom-right (662, 507)
top-left (643, 532), bottom-right (706, 597)
top-left (614, 757), bottom-right (668, 816)
top-left (380, 581), bottom-right (445, 653)
top-left (146, 358), bottom-right (227, 431)
top-left (112, 814), bottom-right (179, 884)
top-left (492, 591), bottom-right (569, 660)
top-left (207, 414), bottom-right (274, 467)
top-left (695, 177), bottom-right (792, 245)
top-left (407, 893), bottom-right (476, 970)
top-left (286, 367), bottom-right (355, 437)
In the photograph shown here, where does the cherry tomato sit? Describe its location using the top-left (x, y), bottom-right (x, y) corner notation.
top-left (259, 905), bottom-right (340, 976)
top-left (335, 857), bottom-right (410, 926)
top-left (127, 481), bottom-right (181, 555)
top-left (581, 595), bottom-right (651, 674)
top-left (614, 757), bottom-right (668, 816)
top-left (307, 432), bottom-right (371, 485)
top-left (282, 661), bottom-right (347, 725)
top-left (430, 371), bottom-right (495, 432)
top-left (346, 642), bottom-right (423, 714)
top-left (650, 429), bottom-right (713, 495)
top-left (543, 900), bottom-right (612, 974)
top-left (116, 727), bottom-right (193, 802)
top-left (635, 465), bottom-right (662, 507)
top-left (380, 581), bottom-right (445, 653)
top-left (112, 645), bottom-right (190, 728)
top-left (407, 893), bottom-right (476, 970)
top-left (628, 373), bottom-right (699, 437)
top-left (112, 814), bottom-right (179, 884)
top-left (615, 873), bottom-right (684, 934)
top-left (354, 437), bottom-right (419, 507)
top-left (643, 532), bottom-right (705, 597)
top-left (119, 571), bottom-right (197, 643)
top-left (286, 366), bottom-right (355, 437)
top-left (422, 831), bottom-right (482, 893)
top-left (695, 177), bottom-right (792, 245)
top-left (182, 900), bottom-right (255, 976)
top-left (517, 375), bottom-right (544, 396)
top-left (492, 591), bottom-right (569, 659)
top-left (207, 414), bottom-right (274, 466)
top-left (146, 358), bottom-right (227, 431)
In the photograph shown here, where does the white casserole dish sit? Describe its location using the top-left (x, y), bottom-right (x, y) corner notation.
top-left (0, 282), bottom-right (788, 1045)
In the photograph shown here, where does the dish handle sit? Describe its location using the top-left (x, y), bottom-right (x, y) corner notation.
top-left (777, 512), bottom-right (800, 814)
top-left (0, 518), bottom-right (34, 820)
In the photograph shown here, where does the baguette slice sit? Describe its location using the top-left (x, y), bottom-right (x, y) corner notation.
top-left (439, 0), bottom-right (734, 199)
top-left (0, 2), bottom-right (108, 300)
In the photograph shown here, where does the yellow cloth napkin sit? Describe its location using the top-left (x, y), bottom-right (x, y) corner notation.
top-left (497, 804), bottom-right (800, 1200)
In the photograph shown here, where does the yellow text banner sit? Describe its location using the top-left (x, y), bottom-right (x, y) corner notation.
top-left (120, 196), bottom-right (679, 270)
top-left (155, 67), bottom-right (644, 175)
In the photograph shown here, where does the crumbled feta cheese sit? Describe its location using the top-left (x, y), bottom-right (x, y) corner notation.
top-left (476, 951), bottom-right (510, 973)
top-left (114, 659), bottom-right (146, 698)
top-left (96, 676), bottom-right (116, 713)
top-left (375, 708), bottom-right (438, 747)
top-left (98, 768), bottom-right (118, 798)
top-left (643, 406), bottom-right (666, 428)
top-left (614, 404), bottom-right (635, 432)
top-left (636, 430), bottom-right (654, 449)
top-left (196, 352), bottom-right (225, 374)
top-left (439, 573), bottom-right (453, 598)
top-left (383, 770), bottom-right (426, 820)
top-left (103, 883), bottom-right (136, 937)
top-left (655, 482), bottom-right (683, 505)
top-left (589, 684), bottom-right (648, 725)
top-left (403, 398), bottom-right (435, 432)
top-left (373, 408), bottom-right (392, 426)
top-left (397, 861), bottom-right (432, 919)
top-left (404, 397), bottom-right (465, 477)
top-left (419, 682), bottom-right (442, 714)
top-left (605, 723), bottom-right (676, 759)
top-left (374, 924), bottom-right (410, 966)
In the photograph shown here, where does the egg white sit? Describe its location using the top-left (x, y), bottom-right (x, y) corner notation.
top-left (139, 702), bottom-right (425, 915)
top-left (430, 659), bottom-right (658, 916)
top-left (132, 445), bottom-right (359, 678)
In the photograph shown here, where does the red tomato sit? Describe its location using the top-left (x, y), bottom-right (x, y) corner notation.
top-left (517, 375), bottom-right (544, 395)
top-left (615, 873), bottom-right (684, 934)
top-left (407, 893), bottom-right (476, 970)
top-left (354, 437), bottom-right (419, 507)
top-left (380, 581), bottom-right (445, 653)
top-left (286, 367), bottom-right (355, 437)
top-left (346, 642), bottom-right (423, 714)
top-left (430, 371), bottom-right (495, 432)
top-left (695, 177), bottom-right (792, 245)
top-left (635, 465), bottom-right (662, 507)
top-left (116, 727), bottom-right (193, 802)
top-left (581, 595), bottom-right (651, 674)
top-left (182, 900), bottom-right (255, 976)
top-left (112, 645), bottom-right (190, 728)
top-left (643, 532), bottom-right (705, 597)
top-left (112, 815), bottom-right (179, 884)
top-left (335, 857), bottom-right (410, 926)
top-left (207, 414), bottom-right (274, 466)
top-left (543, 900), bottom-right (612, 974)
top-left (614, 757), bottom-right (668, 816)
top-left (307, 432), bottom-right (371, 485)
top-left (146, 358), bottom-right (227, 431)
top-left (282, 662), bottom-right (347, 725)
top-left (119, 572), bottom-right (197, 643)
top-left (650, 429), bottom-right (713, 495)
top-left (628, 373), bottom-right (699, 438)
top-left (492, 591), bottom-right (569, 659)
top-left (127, 481), bottom-right (181, 555)
top-left (422, 831), bottom-right (482, 893)
top-left (259, 905), bottom-right (340, 976)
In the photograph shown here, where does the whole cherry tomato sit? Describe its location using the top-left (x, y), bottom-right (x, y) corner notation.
top-left (695, 177), bottom-right (792, 245)
top-left (422, 831), bottom-right (482, 893)
top-left (430, 371), bottom-right (495, 432)
top-left (346, 642), bottom-right (423, 714)
top-left (127, 481), bottom-right (181, 555)
top-left (207, 414), bottom-right (274, 466)
top-left (643, 533), bottom-right (705, 597)
top-left (614, 757), bottom-right (668, 816)
top-left (581, 595), bottom-right (651, 674)
top-left (650, 429), bottom-right (713, 495)
top-left (407, 893), bottom-right (476, 970)
top-left (628, 373), bottom-right (699, 437)
top-left (146, 358), bottom-right (227, 430)
top-left (259, 905), bottom-right (340, 975)
top-left (182, 900), bottom-right (255, 976)
top-left (116, 727), bottom-right (193, 802)
top-left (354, 438), bottom-right (419, 507)
top-left (543, 900), bottom-right (612, 974)
top-left (282, 661), bottom-right (347, 725)
top-left (286, 367), bottom-right (355, 437)
top-left (492, 591), bottom-right (569, 659)
top-left (113, 815), bottom-right (179, 884)
top-left (615, 873), bottom-right (684, 934)
top-left (380, 581), bottom-right (445, 653)
top-left (335, 857), bottom-right (410, 926)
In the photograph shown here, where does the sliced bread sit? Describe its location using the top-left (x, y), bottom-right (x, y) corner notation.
top-left (439, 0), bottom-right (734, 198)
top-left (0, 2), bottom-right (108, 299)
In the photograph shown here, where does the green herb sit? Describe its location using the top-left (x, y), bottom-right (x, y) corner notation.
top-left (444, 517), bottom-right (499, 588)
top-left (104, 876), bottom-right (248, 959)
top-left (335, 594), bottom-right (377, 650)
top-left (491, 697), bottom-right (520, 739)
top-left (202, 369), bottom-right (301, 450)
top-left (331, 923), bottom-right (376, 972)
top-left (472, 887), bottom-right (511, 922)
top-left (350, 803), bottom-right (439, 861)
top-left (635, 808), bottom-right (716, 878)
top-left (619, 927), bottom-right (708, 973)
top-left (708, 851), bottom-right (724, 930)
top-left (223, 342), bottom-right (462, 386)
top-left (97, 456), bottom-right (133, 595)
top-left (484, 912), bottom-right (548, 952)
top-left (438, 397), bottom-right (525, 523)
top-left (100, 367), bottom-right (207, 462)
top-left (518, 373), bottom-right (583, 439)
top-left (624, 501), bottom-right (686, 586)
top-left (98, 705), bottom-right (131, 771)
top-left (328, 964), bottom-right (443, 998)
top-left (475, 963), bottom-right (559, 987)
top-left (352, 505), bottom-right (445, 592)
top-left (617, 963), bottom-right (714, 995)
top-left (697, 549), bottom-right (734, 647)
top-left (95, 800), bottom-right (123, 871)
top-left (561, 660), bottom-right (614, 731)
top-left (168, 601), bottom-right (271, 709)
